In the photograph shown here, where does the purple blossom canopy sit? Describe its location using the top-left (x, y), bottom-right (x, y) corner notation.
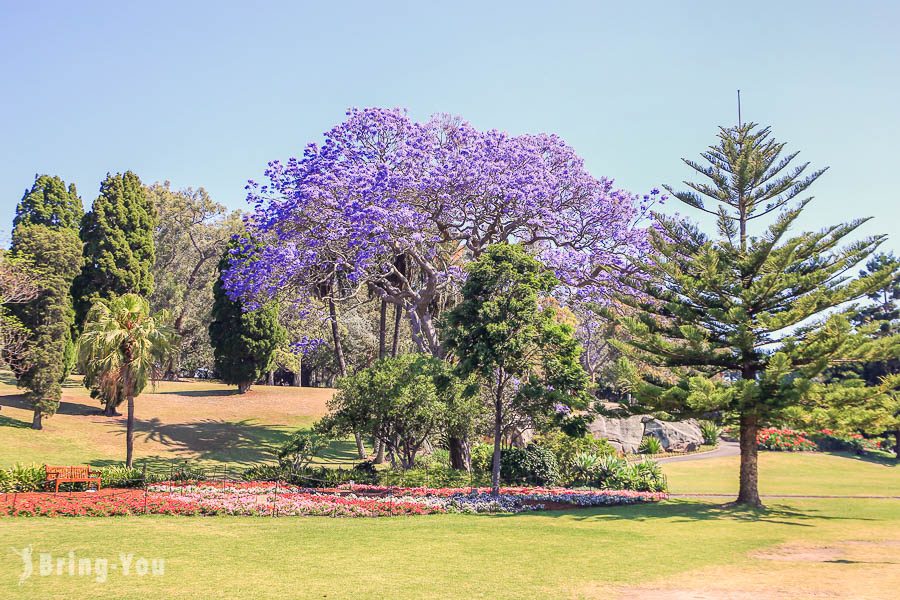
top-left (226, 108), bottom-right (653, 353)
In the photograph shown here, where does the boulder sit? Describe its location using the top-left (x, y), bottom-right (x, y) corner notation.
top-left (588, 414), bottom-right (646, 453)
top-left (642, 418), bottom-right (704, 452)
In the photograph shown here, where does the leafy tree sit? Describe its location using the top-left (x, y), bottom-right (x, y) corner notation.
top-left (785, 252), bottom-right (900, 456)
top-left (0, 252), bottom-right (38, 378)
top-left (209, 243), bottom-right (285, 393)
top-left (442, 244), bottom-right (590, 494)
top-left (72, 171), bottom-right (156, 329)
top-left (225, 109), bottom-right (650, 468)
top-left (319, 354), bottom-right (469, 469)
top-left (612, 122), bottom-right (898, 506)
top-left (147, 182), bottom-right (242, 377)
top-left (77, 294), bottom-right (173, 467)
top-left (12, 174), bottom-right (84, 378)
top-left (9, 226), bottom-right (82, 428)
top-left (13, 174), bottom-right (83, 231)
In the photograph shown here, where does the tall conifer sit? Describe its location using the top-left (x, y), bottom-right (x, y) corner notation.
top-left (612, 122), bottom-right (898, 506)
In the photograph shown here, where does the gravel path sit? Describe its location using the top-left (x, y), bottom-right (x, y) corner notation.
top-left (653, 440), bottom-right (740, 463)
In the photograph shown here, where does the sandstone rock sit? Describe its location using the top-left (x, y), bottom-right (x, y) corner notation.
top-left (642, 418), bottom-right (704, 452)
top-left (588, 414), bottom-right (646, 453)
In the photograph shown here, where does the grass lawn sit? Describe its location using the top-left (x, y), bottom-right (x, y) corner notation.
top-left (1, 494), bottom-right (897, 599)
top-left (2, 375), bottom-right (898, 598)
top-left (0, 372), bottom-right (344, 470)
top-left (662, 450), bottom-right (899, 497)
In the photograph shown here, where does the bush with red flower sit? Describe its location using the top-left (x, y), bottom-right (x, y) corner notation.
top-left (756, 428), bottom-right (817, 451)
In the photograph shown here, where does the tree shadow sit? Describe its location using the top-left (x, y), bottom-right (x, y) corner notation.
top-left (822, 451), bottom-right (898, 467)
top-left (0, 414), bottom-right (30, 429)
top-left (109, 417), bottom-right (291, 465)
top-left (0, 393), bottom-right (99, 416)
top-left (486, 499), bottom-right (875, 526)
top-left (156, 389), bottom-right (241, 398)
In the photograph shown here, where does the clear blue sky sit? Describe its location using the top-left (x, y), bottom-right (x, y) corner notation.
top-left (1, 0), bottom-right (897, 252)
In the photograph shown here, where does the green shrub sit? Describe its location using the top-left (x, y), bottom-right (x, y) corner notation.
top-left (470, 442), bottom-right (494, 474)
top-left (699, 421), bottom-right (722, 446)
top-left (99, 465), bottom-right (145, 488)
top-left (414, 448), bottom-right (451, 468)
top-left (500, 444), bottom-right (559, 486)
top-left (0, 464), bottom-right (45, 492)
top-left (376, 466), bottom-right (485, 488)
top-left (240, 464), bottom-right (375, 487)
top-left (570, 451), bottom-right (600, 485)
top-left (638, 436), bottom-right (664, 455)
top-left (533, 431), bottom-right (615, 484)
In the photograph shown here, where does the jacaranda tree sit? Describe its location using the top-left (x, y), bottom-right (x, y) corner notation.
top-left (225, 108), bottom-right (649, 468)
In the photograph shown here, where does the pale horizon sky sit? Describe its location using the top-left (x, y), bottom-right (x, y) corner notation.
top-left (1, 0), bottom-right (897, 255)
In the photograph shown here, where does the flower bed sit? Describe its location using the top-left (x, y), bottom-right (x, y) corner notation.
top-left (757, 428), bottom-right (817, 451)
top-left (0, 482), bottom-right (666, 518)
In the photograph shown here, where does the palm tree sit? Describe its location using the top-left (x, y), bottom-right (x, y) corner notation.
top-left (77, 294), bottom-right (173, 467)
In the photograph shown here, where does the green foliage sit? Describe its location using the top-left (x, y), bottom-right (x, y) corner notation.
top-left (98, 464), bottom-right (153, 488)
top-left (147, 182), bottom-right (242, 374)
top-left (376, 466), bottom-right (486, 488)
top-left (442, 243), bottom-right (590, 491)
top-left (277, 431), bottom-right (330, 470)
top-left (209, 241), bottom-right (285, 392)
top-left (322, 354), bottom-right (470, 469)
top-left (638, 436), bottom-right (664, 455)
top-left (72, 171), bottom-right (156, 329)
top-left (699, 420), bottom-right (723, 446)
top-left (9, 225), bottom-right (82, 427)
top-left (0, 464), bottom-right (46, 492)
top-left (469, 442), bottom-right (494, 474)
top-left (500, 444), bottom-right (560, 486)
top-left (13, 174), bottom-right (83, 232)
top-left (240, 464), bottom-right (375, 487)
top-left (77, 293), bottom-right (174, 467)
top-left (612, 121), bottom-right (900, 504)
top-left (533, 430), bottom-right (615, 484)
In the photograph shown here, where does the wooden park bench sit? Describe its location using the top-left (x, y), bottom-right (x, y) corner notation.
top-left (44, 465), bottom-right (102, 493)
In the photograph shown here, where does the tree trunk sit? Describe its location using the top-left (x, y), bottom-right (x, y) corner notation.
top-left (328, 296), bottom-right (348, 377)
top-left (31, 407), bottom-right (42, 430)
top-left (449, 437), bottom-right (470, 471)
top-left (735, 412), bottom-right (763, 507)
top-left (894, 429), bottom-right (899, 459)
top-left (103, 398), bottom-right (120, 416)
top-left (374, 437), bottom-right (384, 464)
top-left (354, 432), bottom-right (367, 460)
top-left (378, 299), bottom-right (388, 360)
top-left (267, 370), bottom-right (275, 386)
top-left (391, 303), bottom-right (402, 357)
top-left (327, 293), bottom-right (366, 460)
top-left (125, 392), bottom-right (135, 468)
top-left (490, 396), bottom-right (503, 497)
top-left (238, 381), bottom-right (251, 394)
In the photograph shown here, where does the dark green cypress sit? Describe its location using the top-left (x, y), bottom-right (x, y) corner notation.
top-left (10, 225), bottom-right (82, 429)
top-left (12, 174), bottom-right (83, 232)
top-left (208, 242), bottom-right (285, 393)
top-left (72, 171), bottom-right (156, 328)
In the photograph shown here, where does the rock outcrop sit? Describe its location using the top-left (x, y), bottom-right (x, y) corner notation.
top-left (588, 415), bottom-right (704, 453)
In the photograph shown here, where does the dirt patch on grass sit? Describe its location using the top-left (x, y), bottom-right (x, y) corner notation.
top-left (750, 544), bottom-right (844, 562)
top-left (598, 539), bottom-right (900, 600)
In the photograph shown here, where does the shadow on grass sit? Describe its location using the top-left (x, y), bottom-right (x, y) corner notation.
top-left (0, 393), bottom-right (99, 416)
top-left (156, 389), bottom-right (241, 398)
top-left (488, 499), bottom-right (875, 526)
top-left (822, 451), bottom-right (898, 467)
top-left (0, 414), bottom-right (30, 429)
